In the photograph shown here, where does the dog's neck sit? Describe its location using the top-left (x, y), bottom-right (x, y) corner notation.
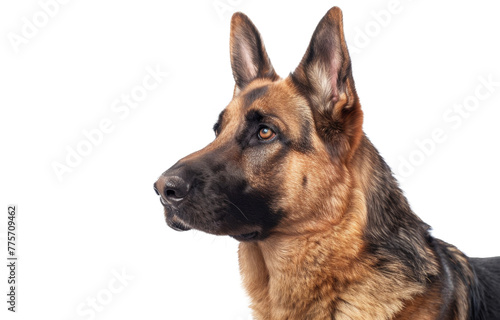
top-left (238, 135), bottom-right (445, 319)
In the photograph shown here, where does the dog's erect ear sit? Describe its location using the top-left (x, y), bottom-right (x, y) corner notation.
top-left (293, 7), bottom-right (363, 160)
top-left (230, 12), bottom-right (278, 95)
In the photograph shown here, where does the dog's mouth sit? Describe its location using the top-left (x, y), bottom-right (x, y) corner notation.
top-left (168, 216), bottom-right (260, 241)
top-left (164, 208), bottom-right (192, 232)
top-left (160, 195), bottom-right (265, 241)
top-left (164, 207), bottom-right (262, 241)
top-left (169, 220), bottom-right (191, 232)
top-left (230, 231), bottom-right (260, 241)
top-left (169, 218), bottom-right (261, 242)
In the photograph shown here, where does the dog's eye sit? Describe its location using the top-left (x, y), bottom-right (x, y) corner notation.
top-left (258, 127), bottom-right (276, 141)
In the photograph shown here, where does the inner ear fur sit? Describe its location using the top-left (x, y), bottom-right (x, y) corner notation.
top-left (292, 7), bottom-right (363, 160)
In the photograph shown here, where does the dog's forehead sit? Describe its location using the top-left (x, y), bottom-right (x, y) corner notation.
top-left (226, 78), bottom-right (312, 133)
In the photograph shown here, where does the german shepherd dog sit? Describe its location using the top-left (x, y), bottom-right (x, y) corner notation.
top-left (154, 7), bottom-right (500, 320)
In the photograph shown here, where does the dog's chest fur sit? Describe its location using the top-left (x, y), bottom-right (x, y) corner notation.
top-left (238, 230), bottom-right (478, 320)
top-left (239, 242), bottom-right (425, 320)
top-left (238, 207), bottom-right (444, 320)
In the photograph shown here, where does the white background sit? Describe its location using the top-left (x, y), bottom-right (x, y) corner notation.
top-left (1, 0), bottom-right (499, 319)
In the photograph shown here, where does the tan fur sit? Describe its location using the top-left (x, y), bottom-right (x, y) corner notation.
top-left (239, 182), bottom-right (428, 319)
top-left (232, 78), bottom-right (439, 319)
top-left (157, 7), bottom-right (482, 319)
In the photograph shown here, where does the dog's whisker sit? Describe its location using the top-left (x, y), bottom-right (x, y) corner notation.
top-left (226, 199), bottom-right (249, 221)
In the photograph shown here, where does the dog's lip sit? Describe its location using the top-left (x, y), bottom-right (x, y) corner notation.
top-left (163, 205), bottom-right (192, 232)
top-left (169, 220), bottom-right (191, 232)
top-left (166, 215), bottom-right (192, 232)
top-left (230, 231), bottom-right (260, 242)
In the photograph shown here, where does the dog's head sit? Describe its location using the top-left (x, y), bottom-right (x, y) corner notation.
top-left (154, 7), bottom-right (363, 241)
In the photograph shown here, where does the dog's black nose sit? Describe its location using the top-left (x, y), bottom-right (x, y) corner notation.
top-left (155, 175), bottom-right (190, 205)
top-left (163, 175), bottom-right (190, 199)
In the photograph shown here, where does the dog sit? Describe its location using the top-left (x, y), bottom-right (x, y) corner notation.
top-left (154, 6), bottom-right (500, 320)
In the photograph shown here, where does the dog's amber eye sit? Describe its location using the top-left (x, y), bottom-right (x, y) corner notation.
top-left (258, 127), bottom-right (276, 141)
